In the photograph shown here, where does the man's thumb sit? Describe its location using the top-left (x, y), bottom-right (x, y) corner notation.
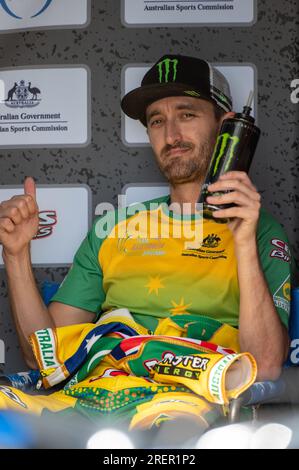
top-left (24, 176), bottom-right (36, 200)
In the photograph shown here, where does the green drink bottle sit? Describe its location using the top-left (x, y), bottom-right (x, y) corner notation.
top-left (199, 91), bottom-right (261, 222)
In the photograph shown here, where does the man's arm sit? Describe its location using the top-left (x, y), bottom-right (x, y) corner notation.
top-left (1, 178), bottom-right (94, 368)
top-left (4, 248), bottom-right (94, 368)
top-left (207, 171), bottom-right (289, 381)
top-left (234, 241), bottom-right (289, 381)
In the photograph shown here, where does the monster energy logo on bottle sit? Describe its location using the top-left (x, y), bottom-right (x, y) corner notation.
top-left (210, 133), bottom-right (240, 176)
top-left (157, 58), bottom-right (178, 83)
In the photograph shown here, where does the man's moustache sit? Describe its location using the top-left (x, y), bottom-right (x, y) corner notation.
top-left (163, 142), bottom-right (193, 156)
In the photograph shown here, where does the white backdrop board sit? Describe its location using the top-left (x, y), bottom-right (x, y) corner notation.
top-left (0, 0), bottom-right (90, 33)
top-left (0, 66), bottom-right (90, 148)
top-left (121, 183), bottom-right (170, 207)
top-left (0, 185), bottom-right (91, 266)
top-left (122, 0), bottom-right (256, 27)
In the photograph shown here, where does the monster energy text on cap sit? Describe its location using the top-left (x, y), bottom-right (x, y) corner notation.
top-left (121, 54), bottom-right (233, 126)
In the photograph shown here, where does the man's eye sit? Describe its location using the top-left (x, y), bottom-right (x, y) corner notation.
top-left (182, 113), bottom-right (195, 119)
top-left (150, 118), bottom-right (162, 127)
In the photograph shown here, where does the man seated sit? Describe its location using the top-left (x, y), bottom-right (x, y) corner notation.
top-left (0, 55), bottom-right (291, 436)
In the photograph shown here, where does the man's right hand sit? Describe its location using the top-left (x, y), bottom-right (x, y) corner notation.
top-left (0, 177), bottom-right (39, 256)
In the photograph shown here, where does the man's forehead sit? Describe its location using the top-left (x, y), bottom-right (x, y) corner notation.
top-left (146, 96), bottom-right (213, 116)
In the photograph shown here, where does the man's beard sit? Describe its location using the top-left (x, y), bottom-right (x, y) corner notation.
top-left (156, 138), bottom-right (216, 185)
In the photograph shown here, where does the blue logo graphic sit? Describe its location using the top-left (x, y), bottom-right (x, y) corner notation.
top-left (0, 0), bottom-right (53, 19)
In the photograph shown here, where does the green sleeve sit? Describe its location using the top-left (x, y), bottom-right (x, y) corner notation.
top-left (50, 218), bottom-right (106, 315)
top-left (257, 208), bottom-right (292, 329)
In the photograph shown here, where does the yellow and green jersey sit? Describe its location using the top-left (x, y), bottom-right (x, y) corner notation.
top-left (51, 195), bottom-right (291, 331)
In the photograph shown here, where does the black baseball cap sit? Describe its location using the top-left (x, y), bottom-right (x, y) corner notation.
top-left (121, 54), bottom-right (233, 126)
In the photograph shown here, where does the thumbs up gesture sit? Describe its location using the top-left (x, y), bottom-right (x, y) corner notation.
top-left (0, 177), bottom-right (39, 256)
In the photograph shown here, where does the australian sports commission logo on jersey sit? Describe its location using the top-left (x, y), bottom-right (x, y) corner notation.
top-left (0, 0), bottom-right (53, 19)
top-left (182, 233), bottom-right (227, 260)
top-left (202, 234), bottom-right (221, 248)
top-left (4, 80), bottom-right (41, 109)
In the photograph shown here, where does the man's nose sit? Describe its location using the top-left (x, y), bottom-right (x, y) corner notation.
top-left (164, 119), bottom-right (182, 146)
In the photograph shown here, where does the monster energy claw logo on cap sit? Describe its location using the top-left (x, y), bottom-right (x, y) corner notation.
top-left (157, 58), bottom-right (178, 83)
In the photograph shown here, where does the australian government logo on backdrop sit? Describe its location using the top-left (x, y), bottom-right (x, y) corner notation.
top-left (122, 0), bottom-right (256, 26)
top-left (0, 0), bottom-right (90, 32)
top-left (0, 66), bottom-right (90, 147)
top-left (4, 80), bottom-right (41, 108)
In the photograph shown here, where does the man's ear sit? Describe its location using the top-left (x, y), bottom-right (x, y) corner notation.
top-left (221, 111), bottom-right (235, 124)
top-left (217, 111), bottom-right (235, 131)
